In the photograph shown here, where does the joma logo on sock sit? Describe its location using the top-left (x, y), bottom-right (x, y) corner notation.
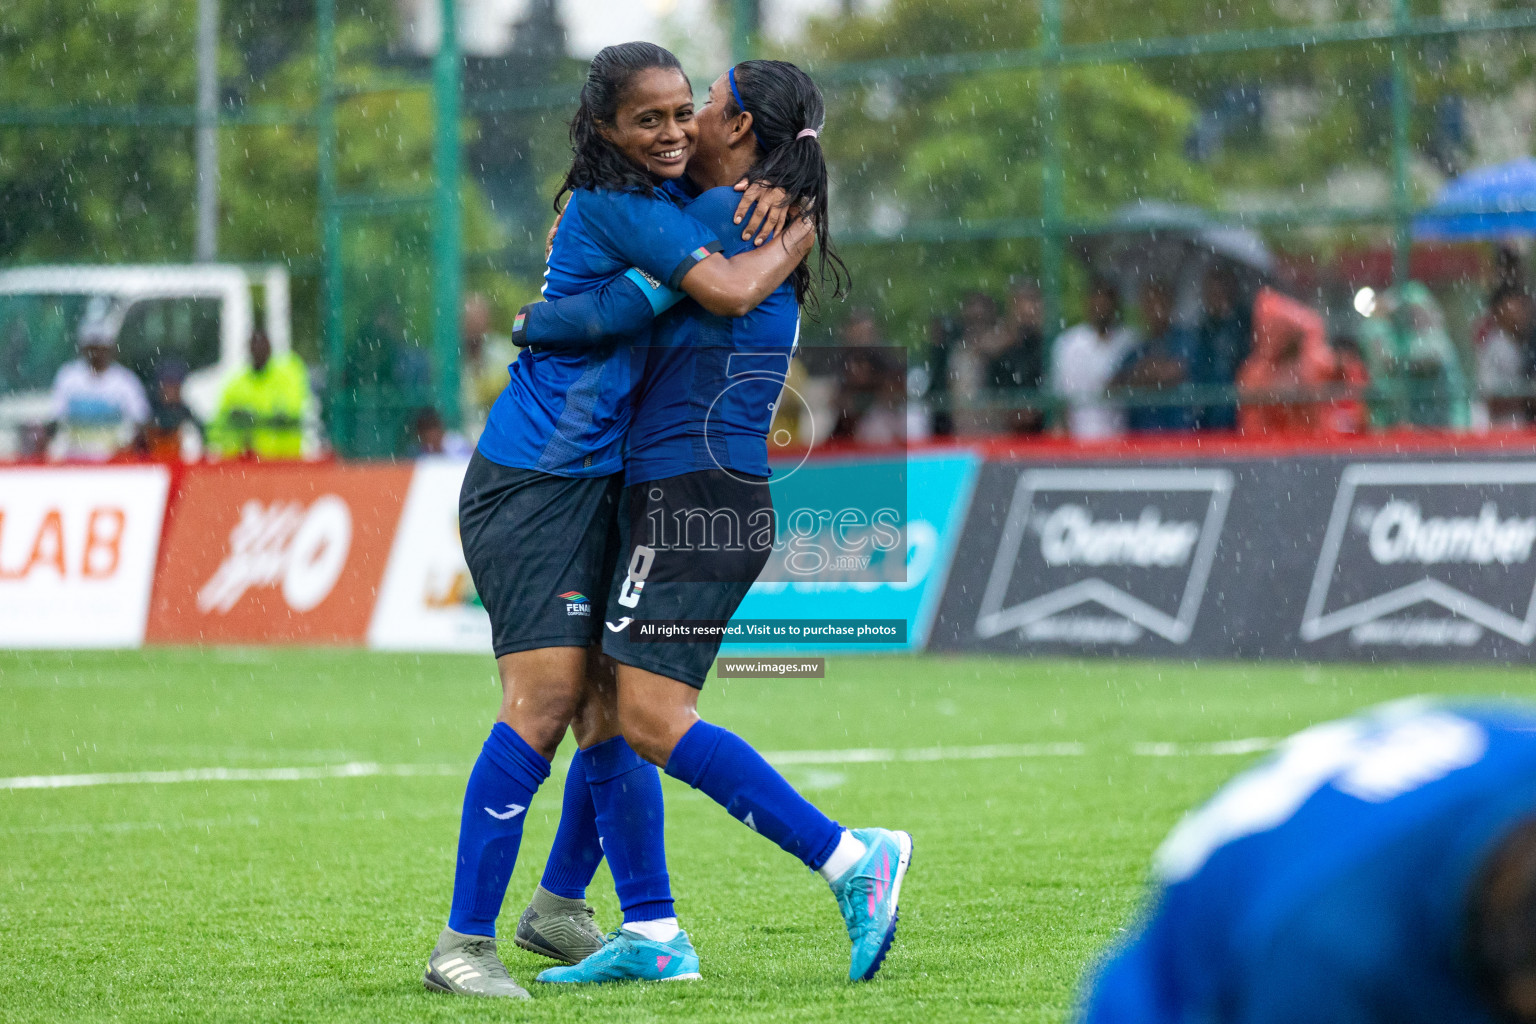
top-left (484, 804), bottom-right (525, 820)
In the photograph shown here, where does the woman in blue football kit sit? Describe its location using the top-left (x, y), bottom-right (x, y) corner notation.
top-left (506, 61), bottom-right (914, 987)
top-left (424, 42), bottom-right (814, 999)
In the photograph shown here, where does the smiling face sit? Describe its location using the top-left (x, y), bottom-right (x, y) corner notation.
top-left (597, 66), bottom-right (696, 179)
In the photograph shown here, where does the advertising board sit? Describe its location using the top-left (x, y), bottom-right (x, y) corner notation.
top-left (147, 464), bottom-right (411, 644)
top-left (0, 466), bottom-right (169, 648)
top-left (932, 453), bottom-right (1536, 663)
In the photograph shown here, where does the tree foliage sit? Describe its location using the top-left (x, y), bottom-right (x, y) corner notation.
top-left (0, 0), bottom-right (514, 358)
top-left (795, 0), bottom-right (1212, 344)
top-left (790, 0), bottom-right (1536, 344)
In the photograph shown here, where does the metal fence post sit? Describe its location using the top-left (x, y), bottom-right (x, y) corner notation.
top-left (1040, 0), bottom-right (1065, 340)
top-left (731, 0), bottom-right (756, 66)
top-left (1390, 0), bottom-right (1412, 288)
top-left (317, 0), bottom-right (347, 453)
top-left (432, 0), bottom-right (463, 433)
top-left (195, 0), bottom-right (219, 262)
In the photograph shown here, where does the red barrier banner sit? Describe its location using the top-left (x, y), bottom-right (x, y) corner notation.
top-left (147, 464), bottom-right (411, 644)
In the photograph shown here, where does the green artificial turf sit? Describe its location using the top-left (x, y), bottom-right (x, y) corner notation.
top-left (2, 650), bottom-right (1534, 1023)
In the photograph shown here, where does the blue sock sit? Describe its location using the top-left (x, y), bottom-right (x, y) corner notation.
top-left (447, 722), bottom-right (551, 937)
top-left (664, 721), bottom-right (842, 871)
top-left (585, 736), bottom-right (674, 923)
top-left (538, 748), bottom-right (604, 900)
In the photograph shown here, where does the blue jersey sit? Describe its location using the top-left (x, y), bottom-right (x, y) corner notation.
top-left (476, 186), bottom-right (721, 477)
top-left (1081, 701), bottom-right (1536, 1024)
top-left (626, 185), bottom-right (799, 485)
top-left (510, 185), bottom-right (800, 486)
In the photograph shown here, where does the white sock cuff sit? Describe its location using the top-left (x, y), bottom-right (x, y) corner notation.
top-left (817, 830), bottom-right (867, 883)
top-left (622, 918), bottom-right (681, 942)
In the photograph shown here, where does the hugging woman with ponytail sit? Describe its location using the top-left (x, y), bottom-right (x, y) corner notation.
top-left (425, 43), bottom-right (821, 1000)
top-left (501, 59), bottom-right (911, 990)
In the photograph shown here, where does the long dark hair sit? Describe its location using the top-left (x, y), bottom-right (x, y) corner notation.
top-left (1469, 816), bottom-right (1536, 1023)
top-left (725, 59), bottom-right (850, 313)
top-left (556, 42), bottom-right (688, 213)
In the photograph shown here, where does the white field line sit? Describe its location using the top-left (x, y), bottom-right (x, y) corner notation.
top-left (764, 742), bottom-right (1089, 765)
top-left (0, 739), bottom-right (1277, 793)
top-left (1131, 738), bottom-right (1276, 757)
top-left (0, 761), bottom-right (463, 791)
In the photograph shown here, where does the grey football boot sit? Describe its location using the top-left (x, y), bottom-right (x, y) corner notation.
top-left (423, 927), bottom-right (531, 998)
top-left (513, 885), bottom-right (606, 964)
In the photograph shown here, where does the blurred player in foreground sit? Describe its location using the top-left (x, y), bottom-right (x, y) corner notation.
top-left (1080, 699), bottom-right (1536, 1024)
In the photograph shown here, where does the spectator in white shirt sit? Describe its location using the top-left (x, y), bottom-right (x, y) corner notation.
top-left (47, 320), bottom-right (150, 461)
top-left (1477, 286), bottom-right (1533, 428)
top-left (1050, 277), bottom-right (1136, 440)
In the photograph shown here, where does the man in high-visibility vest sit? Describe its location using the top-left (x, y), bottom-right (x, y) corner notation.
top-left (209, 330), bottom-right (312, 459)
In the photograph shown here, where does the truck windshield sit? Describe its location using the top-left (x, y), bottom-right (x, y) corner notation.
top-left (0, 294), bottom-right (91, 395)
top-left (116, 297), bottom-right (221, 383)
top-left (0, 293), bottom-right (221, 395)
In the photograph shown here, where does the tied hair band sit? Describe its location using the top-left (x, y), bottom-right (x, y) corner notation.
top-left (727, 67), bottom-right (765, 147)
top-left (796, 128), bottom-right (819, 140)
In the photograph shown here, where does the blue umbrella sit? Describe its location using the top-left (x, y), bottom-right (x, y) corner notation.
top-left (1414, 157), bottom-right (1536, 239)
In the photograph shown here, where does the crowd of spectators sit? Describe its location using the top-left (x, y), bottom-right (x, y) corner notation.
top-left (18, 267), bottom-right (1536, 463)
top-left (23, 287), bottom-right (515, 463)
top-left (830, 254), bottom-right (1536, 445)
top-left (37, 319), bottom-right (317, 463)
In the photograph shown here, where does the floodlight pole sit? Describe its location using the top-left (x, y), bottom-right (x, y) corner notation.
top-left (195, 0), bottom-right (219, 261)
top-left (432, 0), bottom-right (464, 431)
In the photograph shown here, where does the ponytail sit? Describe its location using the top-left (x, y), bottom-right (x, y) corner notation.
top-left (726, 60), bottom-right (850, 313)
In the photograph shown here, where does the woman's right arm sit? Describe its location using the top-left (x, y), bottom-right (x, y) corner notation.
top-left (678, 217), bottom-right (815, 318)
top-left (584, 189), bottom-right (813, 321)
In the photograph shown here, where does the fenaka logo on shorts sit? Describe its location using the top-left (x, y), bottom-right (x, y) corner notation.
top-left (198, 495), bottom-right (353, 614)
top-left (560, 591), bottom-right (591, 617)
top-left (974, 468), bottom-right (1232, 645)
top-left (1300, 463), bottom-right (1536, 648)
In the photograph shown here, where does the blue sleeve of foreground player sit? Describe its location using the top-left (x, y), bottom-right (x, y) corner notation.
top-left (512, 269), bottom-right (685, 349)
top-left (1079, 934), bottom-right (1188, 1024)
top-left (1079, 886), bottom-right (1234, 1024)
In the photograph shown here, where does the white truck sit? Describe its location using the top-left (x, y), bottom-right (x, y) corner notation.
top-left (0, 264), bottom-right (295, 459)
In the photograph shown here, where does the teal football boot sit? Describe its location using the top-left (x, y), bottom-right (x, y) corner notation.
top-left (536, 928), bottom-right (702, 984)
top-left (829, 827), bottom-right (913, 981)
